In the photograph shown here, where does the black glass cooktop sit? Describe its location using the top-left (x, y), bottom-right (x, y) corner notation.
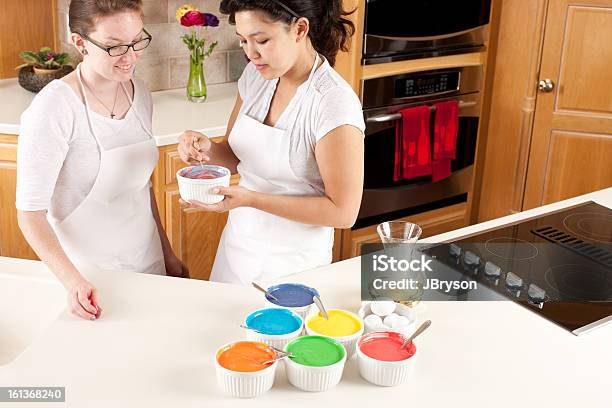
top-left (423, 202), bottom-right (612, 335)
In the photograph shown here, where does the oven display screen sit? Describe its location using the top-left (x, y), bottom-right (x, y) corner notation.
top-left (394, 72), bottom-right (460, 98)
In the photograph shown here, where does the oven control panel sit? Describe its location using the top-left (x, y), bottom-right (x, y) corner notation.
top-left (394, 71), bottom-right (460, 99)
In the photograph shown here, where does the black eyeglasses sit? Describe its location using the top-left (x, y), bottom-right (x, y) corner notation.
top-left (80, 28), bottom-right (153, 57)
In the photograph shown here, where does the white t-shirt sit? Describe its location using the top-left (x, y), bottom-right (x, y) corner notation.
top-left (237, 56), bottom-right (365, 194)
top-left (16, 77), bottom-right (153, 222)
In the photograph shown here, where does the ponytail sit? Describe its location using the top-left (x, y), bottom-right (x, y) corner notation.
top-left (308, 1), bottom-right (355, 66)
top-left (220, 0), bottom-right (356, 66)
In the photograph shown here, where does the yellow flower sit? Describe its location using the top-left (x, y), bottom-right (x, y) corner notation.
top-left (176, 4), bottom-right (198, 22)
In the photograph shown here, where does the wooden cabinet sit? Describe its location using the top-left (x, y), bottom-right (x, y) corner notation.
top-left (523, 0), bottom-right (612, 208)
top-left (1, 136), bottom-right (344, 277)
top-left (475, 0), bottom-right (612, 220)
top-left (152, 142), bottom-right (236, 281)
top-left (0, 134), bottom-right (38, 259)
top-left (0, 0), bottom-right (58, 79)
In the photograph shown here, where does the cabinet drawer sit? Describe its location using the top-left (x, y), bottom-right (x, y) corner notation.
top-left (0, 141), bottom-right (17, 162)
top-left (165, 150), bottom-right (184, 186)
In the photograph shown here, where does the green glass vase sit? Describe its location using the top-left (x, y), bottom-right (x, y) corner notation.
top-left (187, 55), bottom-right (207, 103)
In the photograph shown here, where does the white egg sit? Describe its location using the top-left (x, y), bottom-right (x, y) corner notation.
top-left (392, 316), bottom-right (411, 329)
top-left (364, 314), bottom-right (383, 328)
top-left (383, 313), bottom-right (399, 327)
top-left (402, 308), bottom-right (417, 322)
top-left (370, 301), bottom-right (396, 316)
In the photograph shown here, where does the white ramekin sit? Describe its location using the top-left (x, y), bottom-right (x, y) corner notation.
top-left (214, 342), bottom-right (278, 398)
top-left (244, 308), bottom-right (304, 350)
top-left (176, 165), bottom-right (231, 204)
top-left (305, 309), bottom-right (364, 358)
top-left (358, 301), bottom-right (417, 337)
top-left (283, 337), bottom-right (347, 392)
top-left (356, 331), bottom-right (418, 387)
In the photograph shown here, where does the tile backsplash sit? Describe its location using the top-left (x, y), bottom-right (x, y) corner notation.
top-left (57, 0), bottom-right (247, 91)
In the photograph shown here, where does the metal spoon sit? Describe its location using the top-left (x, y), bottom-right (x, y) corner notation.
top-left (312, 295), bottom-right (329, 320)
top-left (270, 345), bottom-right (288, 355)
top-left (400, 320), bottom-right (431, 350)
top-left (192, 134), bottom-right (205, 168)
top-left (251, 282), bottom-right (279, 302)
top-left (240, 324), bottom-right (262, 334)
top-left (262, 351), bottom-right (294, 365)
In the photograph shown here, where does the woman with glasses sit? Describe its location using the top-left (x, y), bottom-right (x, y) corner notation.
top-left (16, 0), bottom-right (187, 321)
top-left (177, 0), bottom-right (365, 285)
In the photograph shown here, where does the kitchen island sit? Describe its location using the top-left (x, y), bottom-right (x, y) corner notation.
top-left (1, 187), bottom-right (611, 407)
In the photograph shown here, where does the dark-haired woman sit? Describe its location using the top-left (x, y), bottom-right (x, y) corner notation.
top-left (178, 0), bottom-right (365, 285)
top-left (16, 0), bottom-right (188, 321)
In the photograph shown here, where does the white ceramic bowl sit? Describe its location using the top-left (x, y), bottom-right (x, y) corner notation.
top-left (244, 308), bottom-right (304, 350)
top-left (176, 164), bottom-right (231, 204)
top-left (358, 301), bottom-right (417, 337)
top-left (283, 336), bottom-right (347, 392)
top-left (214, 341), bottom-right (278, 398)
top-left (356, 331), bottom-right (417, 387)
top-left (305, 309), bottom-right (364, 358)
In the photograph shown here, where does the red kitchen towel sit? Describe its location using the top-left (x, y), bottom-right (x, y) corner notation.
top-left (432, 100), bottom-right (459, 181)
top-left (393, 105), bottom-right (432, 181)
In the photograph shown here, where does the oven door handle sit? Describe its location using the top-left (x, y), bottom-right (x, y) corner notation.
top-left (365, 100), bottom-right (478, 123)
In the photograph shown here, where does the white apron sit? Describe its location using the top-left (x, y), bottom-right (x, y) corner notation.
top-left (48, 65), bottom-right (165, 276)
top-left (210, 54), bottom-right (334, 285)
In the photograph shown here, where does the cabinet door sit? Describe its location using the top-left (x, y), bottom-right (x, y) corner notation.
top-left (0, 136), bottom-right (37, 259)
top-left (524, 0), bottom-right (612, 208)
top-left (0, 0), bottom-right (57, 78)
top-left (164, 174), bottom-right (239, 281)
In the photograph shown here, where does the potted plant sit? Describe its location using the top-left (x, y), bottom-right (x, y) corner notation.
top-left (15, 46), bottom-right (73, 93)
top-left (16, 46), bottom-right (71, 74)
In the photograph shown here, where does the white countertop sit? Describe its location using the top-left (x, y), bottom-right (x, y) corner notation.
top-left (0, 78), bottom-right (237, 146)
top-left (1, 187), bottom-right (611, 407)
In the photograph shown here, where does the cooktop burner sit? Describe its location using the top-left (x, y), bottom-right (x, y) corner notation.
top-left (484, 237), bottom-right (539, 260)
top-left (544, 264), bottom-right (612, 301)
top-left (422, 201), bottom-right (612, 335)
top-left (562, 212), bottom-right (612, 243)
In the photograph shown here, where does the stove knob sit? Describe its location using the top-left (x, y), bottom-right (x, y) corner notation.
top-left (449, 243), bottom-right (461, 257)
top-left (484, 261), bottom-right (501, 277)
top-left (463, 251), bottom-right (480, 267)
top-left (505, 272), bottom-right (523, 289)
top-left (528, 284), bottom-right (546, 302)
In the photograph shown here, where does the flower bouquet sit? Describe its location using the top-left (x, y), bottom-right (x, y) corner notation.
top-left (176, 4), bottom-right (220, 102)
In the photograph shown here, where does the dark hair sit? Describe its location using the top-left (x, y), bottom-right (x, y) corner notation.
top-left (219, 0), bottom-right (355, 66)
top-left (69, 0), bottom-right (143, 36)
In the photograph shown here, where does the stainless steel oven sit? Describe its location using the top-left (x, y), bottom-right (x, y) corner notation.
top-left (363, 0), bottom-right (491, 64)
top-left (356, 65), bottom-right (483, 228)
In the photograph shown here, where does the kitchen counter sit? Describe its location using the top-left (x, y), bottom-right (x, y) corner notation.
top-left (0, 78), bottom-right (237, 146)
top-left (1, 187), bottom-right (611, 407)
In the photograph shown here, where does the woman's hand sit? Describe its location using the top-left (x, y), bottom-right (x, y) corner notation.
top-left (165, 255), bottom-right (190, 278)
top-left (178, 130), bottom-right (213, 165)
top-left (65, 277), bottom-right (101, 321)
top-left (180, 185), bottom-right (254, 213)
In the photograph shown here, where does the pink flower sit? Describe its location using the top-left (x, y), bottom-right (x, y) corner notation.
top-left (180, 10), bottom-right (205, 27)
top-left (45, 52), bottom-right (55, 61)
